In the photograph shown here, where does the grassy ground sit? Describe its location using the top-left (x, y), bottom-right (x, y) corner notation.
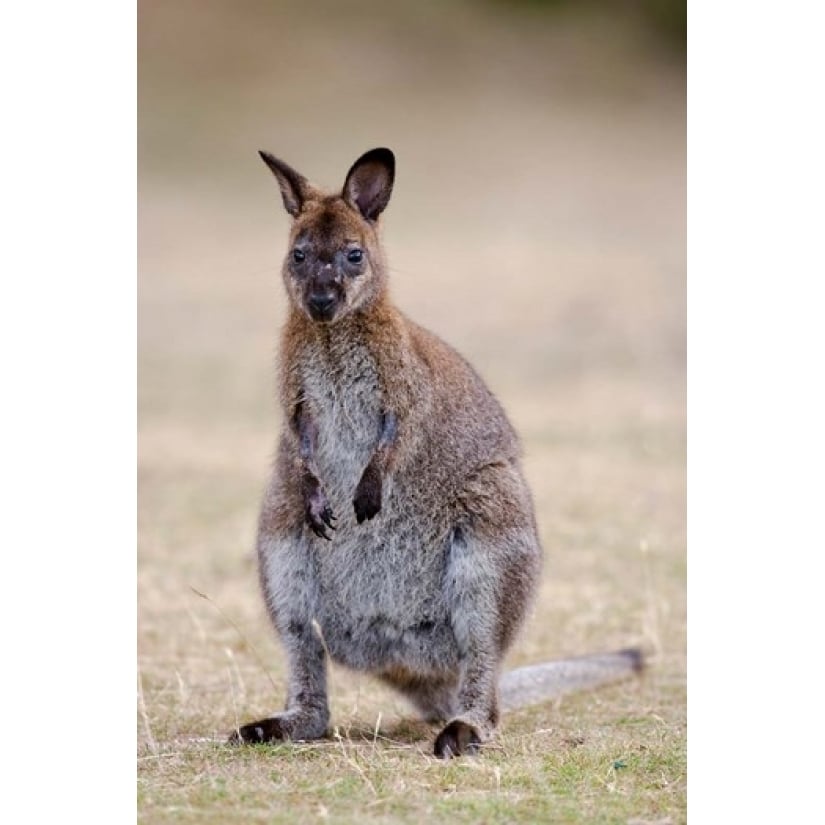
top-left (138, 1), bottom-right (685, 822)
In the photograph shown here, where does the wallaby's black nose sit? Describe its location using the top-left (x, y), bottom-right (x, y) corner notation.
top-left (308, 294), bottom-right (335, 314)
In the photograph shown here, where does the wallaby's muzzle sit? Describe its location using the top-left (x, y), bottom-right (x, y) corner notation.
top-left (307, 291), bottom-right (338, 321)
top-left (305, 265), bottom-right (342, 321)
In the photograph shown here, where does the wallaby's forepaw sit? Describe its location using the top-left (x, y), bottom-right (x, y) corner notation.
top-left (353, 462), bottom-right (382, 523)
top-left (433, 720), bottom-right (482, 759)
top-left (228, 716), bottom-right (288, 744)
top-left (305, 484), bottom-right (336, 540)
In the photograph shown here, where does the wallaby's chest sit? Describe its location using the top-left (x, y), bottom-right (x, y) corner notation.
top-left (299, 338), bottom-right (382, 498)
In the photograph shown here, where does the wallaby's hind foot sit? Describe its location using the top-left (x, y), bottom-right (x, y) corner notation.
top-left (228, 710), bottom-right (328, 745)
top-left (229, 716), bottom-right (289, 744)
top-left (433, 720), bottom-right (482, 759)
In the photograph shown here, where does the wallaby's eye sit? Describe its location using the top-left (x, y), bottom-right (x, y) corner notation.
top-left (292, 249), bottom-right (306, 264)
top-left (347, 249), bottom-right (364, 264)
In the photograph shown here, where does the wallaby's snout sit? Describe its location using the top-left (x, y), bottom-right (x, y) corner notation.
top-left (307, 294), bottom-right (337, 320)
top-left (306, 265), bottom-right (340, 321)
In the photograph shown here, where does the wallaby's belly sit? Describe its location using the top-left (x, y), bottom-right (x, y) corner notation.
top-left (311, 468), bottom-right (460, 675)
top-left (309, 406), bottom-right (459, 675)
top-left (317, 526), bottom-right (459, 674)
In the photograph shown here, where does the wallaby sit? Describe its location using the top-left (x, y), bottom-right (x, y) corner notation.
top-left (231, 148), bottom-right (643, 758)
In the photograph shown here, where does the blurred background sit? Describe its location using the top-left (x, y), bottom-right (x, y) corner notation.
top-left (138, 0), bottom-right (684, 751)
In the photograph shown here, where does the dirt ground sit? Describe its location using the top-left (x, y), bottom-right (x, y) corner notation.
top-left (138, 1), bottom-right (685, 821)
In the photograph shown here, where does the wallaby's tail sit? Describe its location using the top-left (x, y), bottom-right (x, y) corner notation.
top-left (499, 648), bottom-right (644, 711)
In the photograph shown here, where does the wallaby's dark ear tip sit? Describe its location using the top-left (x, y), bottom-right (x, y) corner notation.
top-left (360, 147), bottom-right (395, 175)
top-left (369, 147), bottom-right (395, 163)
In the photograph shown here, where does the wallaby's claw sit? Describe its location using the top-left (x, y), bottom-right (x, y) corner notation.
top-left (305, 488), bottom-right (336, 540)
top-left (309, 512), bottom-right (335, 540)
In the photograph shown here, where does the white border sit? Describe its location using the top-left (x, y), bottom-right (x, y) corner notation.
top-left (689, 0), bottom-right (825, 819)
top-left (1, 1), bottom-right (135, 817)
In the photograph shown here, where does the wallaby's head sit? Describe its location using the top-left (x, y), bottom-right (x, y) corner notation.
top-left (259, 148), bottom-right (395, 324)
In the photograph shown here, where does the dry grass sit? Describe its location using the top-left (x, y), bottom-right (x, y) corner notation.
top-left (138, 1), bottom-right (685, 822)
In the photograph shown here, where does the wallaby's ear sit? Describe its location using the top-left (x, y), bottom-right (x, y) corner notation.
top-left (259, 151), bottom-right (312, 217)
top-left (343, 148), bottom-right (395, 222)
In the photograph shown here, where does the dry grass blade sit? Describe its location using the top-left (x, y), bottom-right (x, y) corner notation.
top-left (137, 668), bottom-right (159, 757)
top-left (189, 586), bottom-right (279, 694)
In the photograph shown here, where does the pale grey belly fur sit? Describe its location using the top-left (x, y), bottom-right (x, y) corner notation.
top-left (311, 515), bottom-right (459, 676)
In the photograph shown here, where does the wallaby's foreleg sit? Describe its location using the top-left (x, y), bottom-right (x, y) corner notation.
top-left (353, 410), bottom-right (398, 522)
top-left (231, 532), bottom-right (330, 743)
top-left (292, 401), bottom-right (335, 540)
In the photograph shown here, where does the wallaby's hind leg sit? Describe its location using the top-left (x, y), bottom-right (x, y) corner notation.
top-left (434, 520), bottom-right (540, 758)
top-left (229, 621), bottom-right (329, 743)
top-left (230, 530), bottom-right (330, 743)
